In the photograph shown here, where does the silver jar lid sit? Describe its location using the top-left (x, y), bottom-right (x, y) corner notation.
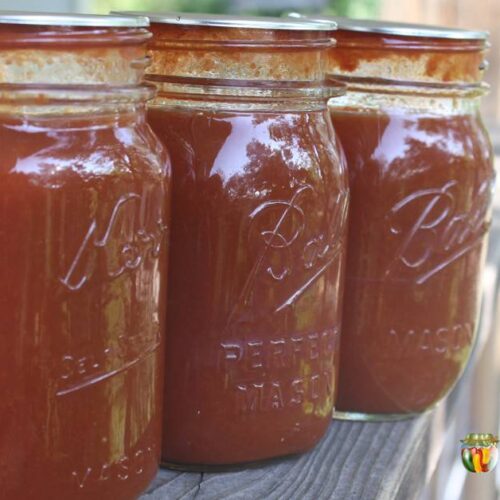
top-left (117, 11), bottom-right (336, 31)
top-left (0, 11), bottom-right (149, 27)
top-left (288, 14), bottom-right (487, 40)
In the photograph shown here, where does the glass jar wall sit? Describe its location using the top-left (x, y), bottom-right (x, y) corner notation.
top-left (125, 12), bottom-right (349, 468)
top-left (316, 17), bottom-right (495, 419)
top-left (0, 14), bottom-right (171, 500)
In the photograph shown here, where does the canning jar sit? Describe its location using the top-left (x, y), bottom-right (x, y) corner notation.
top-left (124, 12), bottom-right (349, 468)
top-left (0, 13), bottom-right (171, 500)
top-left (317, 17), bottom-right (494, 419)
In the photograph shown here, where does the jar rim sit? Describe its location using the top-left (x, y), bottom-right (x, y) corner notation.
top-left (0, 11), bottom-right (149, 28)
top-left (116, 11), bottom-right (336, 31)
top-left (291, 14), bottom-right (488, 40)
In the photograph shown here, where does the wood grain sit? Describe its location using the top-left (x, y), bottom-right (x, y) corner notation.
top-left (140, 413), bottom-right (436, 500)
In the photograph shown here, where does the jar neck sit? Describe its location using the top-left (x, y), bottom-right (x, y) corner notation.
top-left (0, 25), bottom-right (151, 85)
top-left (146, 23), bottom-right (338, 111)
top-left (329, 31), bottom-right (487, 86)
top-left (328, 76), bottom-right (486, 115)
top-left (0, 83), bottom-right (155, 117)
top-left (147, 75), bottom-right (344, 112)
top-left (147, 23), bottom-right (333, 84)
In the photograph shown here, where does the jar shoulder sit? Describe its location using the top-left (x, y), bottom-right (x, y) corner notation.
top-left (331, 108), bottom-right (494, 177)
top-left (0, 118), bottom-right (170, 185)
top-left (148, 107), bottom-right (346, 192)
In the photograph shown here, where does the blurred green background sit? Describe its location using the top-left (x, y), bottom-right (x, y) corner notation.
top-left (92, 0), bottom-right (380, 19)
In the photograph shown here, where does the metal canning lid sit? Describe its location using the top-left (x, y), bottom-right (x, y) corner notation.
top-left (117, 11), bottom-right (336, 31)
top-left (296, 15), bottom-right (487, 40)
top-left (0, 11), bottom-right (149, 27)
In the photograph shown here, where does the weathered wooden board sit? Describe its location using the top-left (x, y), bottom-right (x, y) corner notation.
top-left (140, 413), bottom-right (435, 500)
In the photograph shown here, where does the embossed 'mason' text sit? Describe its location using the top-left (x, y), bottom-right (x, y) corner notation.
top-left (72, 444), bottom-right (156, 489)
top-left (236, 371), bottom-right (334, 414)
top-left (386, 322), bottom-right (473, 356)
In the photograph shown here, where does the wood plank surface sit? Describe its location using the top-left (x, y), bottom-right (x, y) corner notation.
top-left (140, 413), bottom-right (434, 500)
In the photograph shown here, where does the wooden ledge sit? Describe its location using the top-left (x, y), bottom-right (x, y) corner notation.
top-left (141, 413), bottom-right (434, 500)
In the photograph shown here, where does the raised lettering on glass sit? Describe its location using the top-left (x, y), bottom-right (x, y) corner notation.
top-left (60, 188), bottom-right (166, 291)
top-left (385, 179), bottom-right (492, 284)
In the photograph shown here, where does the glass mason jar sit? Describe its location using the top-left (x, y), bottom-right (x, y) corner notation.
top-left (315, 17), bottom-right (495, 419)
top-left (0, 14), bottom-right (171, 500)
top-left (124, 12), bottom-right (349, 468)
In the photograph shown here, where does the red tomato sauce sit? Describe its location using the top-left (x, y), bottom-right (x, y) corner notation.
top-left (148, 106), bottom-right (348, 465)
top-left (333, 108), bottom-right (493, 414)
top-left (0, 21), bottom-right (170, 499)
top-left (328, 26), bottom-right (494, 416)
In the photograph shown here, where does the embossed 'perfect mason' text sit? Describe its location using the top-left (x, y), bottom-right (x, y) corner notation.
top-left (220, 327), bottom-right (339, 414)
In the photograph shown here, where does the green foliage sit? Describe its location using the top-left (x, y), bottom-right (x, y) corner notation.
top-left (326, 0), bottom-right (379, 17)
top-left (92, 0), bottom-right (228, 15)
top-left (91, 0), bottom-right (378, 18)
top-left (169, 0), bottom-right (229, 13)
